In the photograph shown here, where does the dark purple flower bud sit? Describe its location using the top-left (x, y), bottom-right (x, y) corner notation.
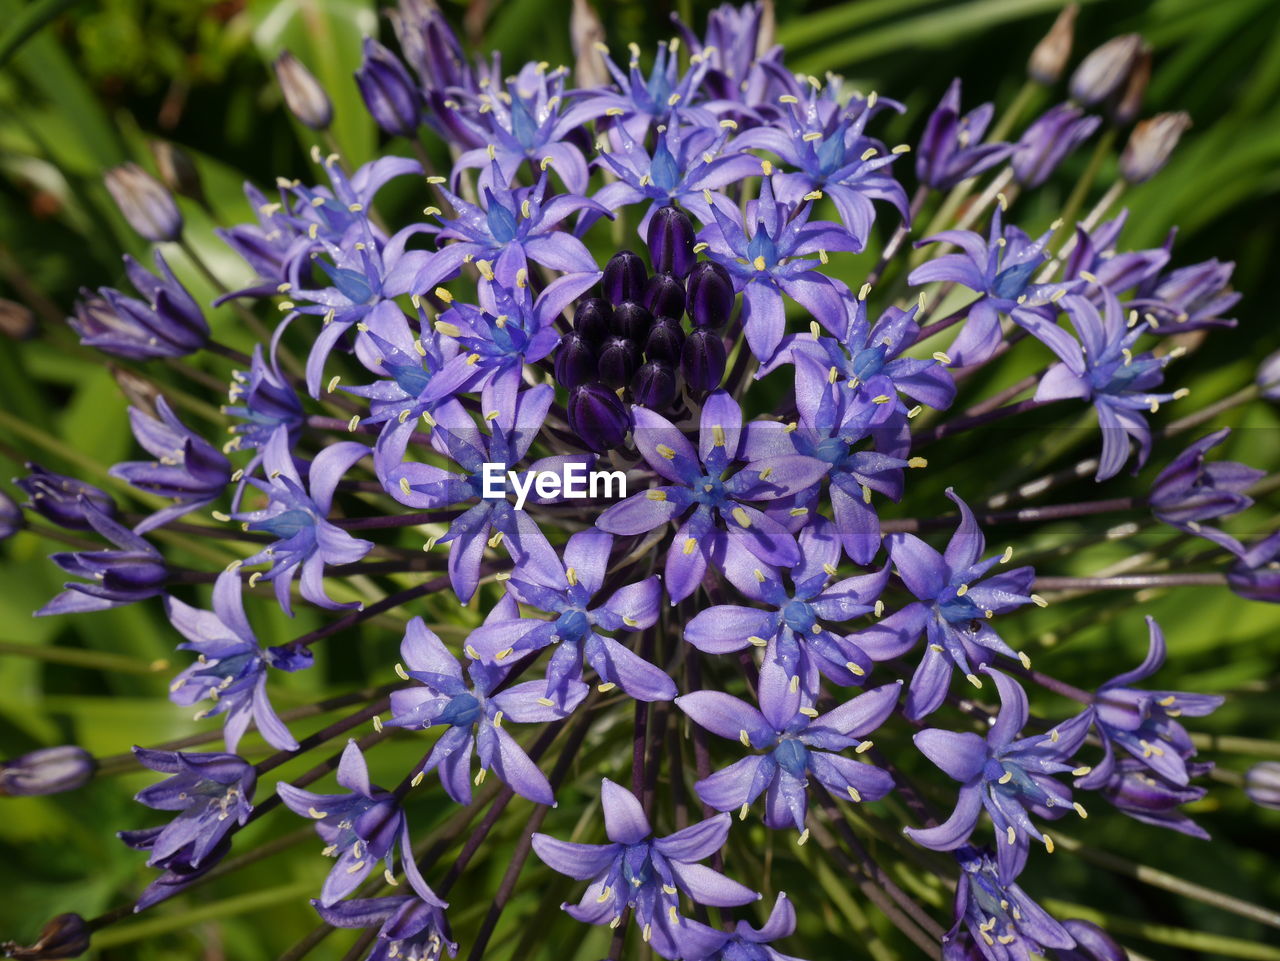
top-left (0, 490), bottom-right (20, 540)
top-left (1120, 112), bottom-right (1191, 184)
top-left (602, 250), bottom-right (647, 305)
top-left (646, 205), bottom-right (696, 279)
top-left (1149, 428), bottom-right (1262, 556)
top-left (632, 361), bottom-right (678, 410)
top-left (0, 746), bottom-right (95, 796)
top-left (1245, 762), bottom-right (1280, 810)
top-left (1259, 350), bottom-right (1280, 402)
top-left (1028, 3), bottom-right (1077, 85)
top-left (0, 912), bottom-right (90, 960)
top-left (14, 464), bottom-right (116, 531)
top-left (686, 260), bottom-right (735, 329)
top-left (643, 272), bottom-right (686, 320)
top-left (681, 327), bottom-right (727, 392)
top-left (644, 317), bottom-right (685, 365)
top-left (597, 335), bottom-right (640, 388)
top-left (554, 332), bottom-right (597, 389)
top-left (274, 50), bottom-right (333, 130)
top-left (1098, 756), bottom-right (1213, 838)
top-left (148, 141), bottom-right (205, 206)
top-left (1069, 34), bottom-right (1144, 106)
top-left (37, 501), bottom-right (168, 616)
top-left (573, 297), bottom-right (613, 344)
top-left (1228, 531), bottom-right (1280, 603)
top-left (1053, 920), bottom-right (1127, 961)
top-left (612, 301), bottom-right (653, 344)
top-left (568, 382), bottom-right (630, 452)
top-left (1012, 103), bottom-right (1100, 188)
top-left (104, 163), bottom-right (183, 243)
top-left (355, 38), bottom-right (421, 137)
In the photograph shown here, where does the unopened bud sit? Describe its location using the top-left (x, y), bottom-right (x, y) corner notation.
top-left (0, 912), bottom-right (90, 959)
top-left (568, 382), bottom-right (630, 452)
top-left (1120, 111), bottom-right (1191, 183)
top-left (646, 205), bottom-right (696, 280)
top-left (0, 298), bottom-right (36, 340)
top-left (1110, 48), bottom-right (1151, 126)
top-left (553, 332), bottom-right (597, 390)
top-left (104, 163), bottom-right (182, 242)
top-left (681, 327), bottom-right (727, 392)
top-left (632, 361), bottom-right (678, 410)
top-left (572, 297), bottom-right (612, 344)
top-left (148, 141), bottom-right (205, 206)
top-left (355, 38), bottom-right (421, 136)
top-left (644, 317), bottom-right (685, 365)
top-left (1257, 350), bottom-right (1280, 402)
top-left (612, 301), bottom-right (653, 344)
top-left (597, 336), bottom-right (640, 388)
top-left (1069, 33), bottom-right (1144, 106)
top-left (1245, 762), bottom-right (1280, 810)
top-left (0, 746), bottom-right (95, 796)
top-left (0, 490), bottom-right (20, 540)
top-left (274, 50), bottom-right (334, 130)
top-left (14, 464), bottom-right (116, 531)
top-left (602, 250), bottom-right (648, 305)
top-left (685, 260), bottom-right (734, 329)
top-left (643, 272), bottom-right (685, 320)
top-left (1028, 3), bottom-right (1077, 85)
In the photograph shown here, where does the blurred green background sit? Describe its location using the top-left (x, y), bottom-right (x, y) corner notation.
top-left (2, 0), bottom-right (1280, 959)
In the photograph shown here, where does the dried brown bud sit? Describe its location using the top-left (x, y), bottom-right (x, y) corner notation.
top-left (570, 0), bottom-right (607, 89)
top-left (108, 364), bottom-right (160, 417)
top-left (274, 50), bottom-right (333, 130)
top-left (149, 140), bottom-right (205, 205)
top-left (1028, 3), bottom-right (1078, 85)
top-left (0, 913), bottom-right (90, 959)
top-left (1110, 48), bottom-right (1152, 126)
top-left (1120, 111), bottom-right (1191, 183)
top-left (0, 298), bottom-right (36, 340)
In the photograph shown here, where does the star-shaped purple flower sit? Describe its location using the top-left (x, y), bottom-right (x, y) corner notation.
top-left (1148, 428), bottom-right (1262, 556)
top-left (313, 895), bottom-right (457, 961)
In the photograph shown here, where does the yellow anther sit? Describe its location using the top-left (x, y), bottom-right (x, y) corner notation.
top-left (732, 507), bottom-right (751, 528)
top-left (683, 538), bottom-right (697, 555)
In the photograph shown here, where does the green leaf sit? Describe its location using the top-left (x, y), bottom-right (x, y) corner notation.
top-left (0, 0), bottom-right (84, 68)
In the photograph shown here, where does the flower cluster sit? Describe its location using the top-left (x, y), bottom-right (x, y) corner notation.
top-left (2, 3), bottom-right (1275, 961)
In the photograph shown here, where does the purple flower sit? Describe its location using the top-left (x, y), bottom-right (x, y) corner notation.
top-left (466, 528), bottom-right (675, 704)
top-left (36, 501), bottom-right (167, 616)
top-left (734, 92), bottom-right (909, 243)
top-left (224, 345), bottom-right (306, 502)
top-left (1062, 209), bottom-right (1170, 298)
top-left (916, 80), bottom-right (1014, 190)
top-left (907, 670), bottom-right (1091, 883)
top-left (943, 846), bottom-right (1074, 961)
top-left (117, 748), bottom-right (255, 910)
top-left (14, 463), bottom-right (117, 531)
top-left (677, 675), bottom-right (899, 832)
top-left (278, 740), bottom-right (445, 907)
top-left (383, 610), bottom-right (584, 805)
top-left (233, 429), bottom-right (373, 614)
top-left (908, 206), bottom-right (1077, 368)
top-left (682, 892), bottom-right (810, 961)
top-left (584, 42), bottom-right (715, 143)
top-left (165, 569), bottom-right (311, 752)
top-left (1149, 428), bottom-right (1262, 556)
top-left (451, 62), bottom-right (604, 195)
top-left (0, 746), bottom-right (95, 797)
top-left (69, 251), bottom-right (208, 360)
top-left (379, 386), bottom-right (577, 603)
top-left (671, 1), bottom-right (782, 111)
top-left (406, 162), bottom-right (605, 299)
top-left (531, 779), bottom-right (760, 959)
top-left (1091, 756), bottom-right (1213, 839)
top-left (1227, 531), bottom-right (1280, 603)
top-left (1077, 617), bottom-right (1222, 791)
top-left (596, 391), bottom-right (829, 603)
top-left (1133, 258), bottom-right (1240, 333)
top-left (313, 895), bottom-right (457, 961)
top-left (851, 489), bottom-right (1036, 719)
top-left (110, 397), bottom-right (231, 534)
top-left (1011, 103), bottom-right (1100, 188)
top-left (592, 123), bottom-right (760, 234)
top-left (684, 517), bottom-right (890, 692)
top-left (355, 38), bottom-right (422, 136)
top-left (699, 178), bottom-right (856, 362)
top-left (1053, 920), bottom-right (1127, 961)
top-left (1033, 291), bottom-right (1184, 481)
